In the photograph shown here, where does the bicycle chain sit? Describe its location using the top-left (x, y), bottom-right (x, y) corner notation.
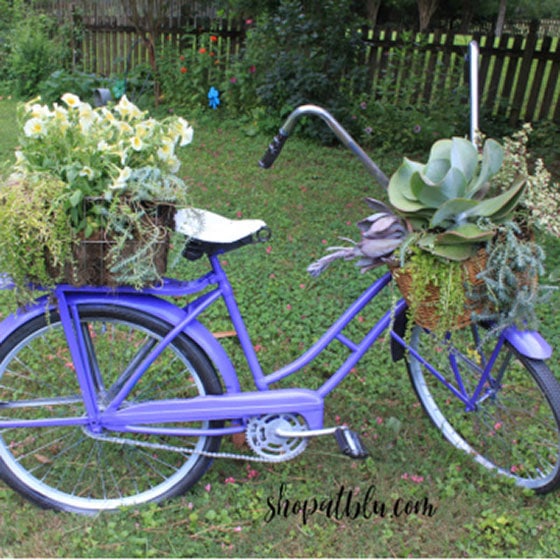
top-left (88, 431), bottom-right (306, 464)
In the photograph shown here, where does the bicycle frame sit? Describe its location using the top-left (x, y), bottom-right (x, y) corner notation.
top-left (0, 251), bottom-right (552, 436)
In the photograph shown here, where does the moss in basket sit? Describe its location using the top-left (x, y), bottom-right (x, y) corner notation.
top-left (394, 244), bottom-right (467, 336)
top-left (0, 173), bottom-right (72, 306)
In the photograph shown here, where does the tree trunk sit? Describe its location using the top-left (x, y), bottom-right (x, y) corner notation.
top-left (495, 0), bottom-right (507, 37)
top-left (121, 0), bottom-right (171, 106)
top-left (365, 0), bottom-right (382, 27)
top-left (458, 0), bottom-right (475, 34)
top-left (417, 0), bottom-right (439, 32)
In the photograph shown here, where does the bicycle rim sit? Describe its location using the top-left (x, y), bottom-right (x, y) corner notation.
top-left (407, 324), bottom-right (560, 493)
top-left (0, 305), bottom-right (223, 513)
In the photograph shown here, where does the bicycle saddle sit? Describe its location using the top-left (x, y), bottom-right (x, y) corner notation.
top-left (175, 208), bottom-right (271, 260)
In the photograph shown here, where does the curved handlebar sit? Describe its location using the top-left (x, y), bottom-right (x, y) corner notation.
top-left (259, 104), bottom-right (389, 189)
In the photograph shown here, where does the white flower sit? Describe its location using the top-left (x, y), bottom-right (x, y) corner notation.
top-left (157, 138), bottom-right (175, 162)
top-left (175, 117), bottom-right (194, 146)
top-left (61, 93), bottom-right (82, 109)
top-left (115, 95), bottom-right (142, 120)
top-left (167, 156), bottom-right (181, 174)
top-left (110, 166), bottom-right (132, 190)
top-left (117, 121), bottom-right (134, 135)
top-left (23, 118), bottom-right (45, 138)
top-left (97, 140), bottom-right (110, 151)
top-left (131, 136), bottom-right (144, 151)
top-left (80, 166), bottom-right (95, 180)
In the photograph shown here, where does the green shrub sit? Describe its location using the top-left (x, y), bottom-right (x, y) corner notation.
top-left (351, 38), bottom-right (468, 155)
top-left (225, 0), bottom-right (368, 141)
top-left (158, 33), bottom-right (227, 112)
top-left (3, 6), bottom-right (70, 98)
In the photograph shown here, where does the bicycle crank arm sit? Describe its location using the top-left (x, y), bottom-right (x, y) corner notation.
top-left (275, 426), bottom-right (369, 459)
top-left (101, 388), bottom-right (325, 432)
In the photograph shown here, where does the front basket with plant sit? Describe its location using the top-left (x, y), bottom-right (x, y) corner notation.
top-left (0, 93), bottom-right (194, 301)
top-left (309, 129), bottom-right (556, 335)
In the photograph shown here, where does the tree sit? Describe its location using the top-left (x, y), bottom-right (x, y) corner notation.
top-left (417, 0), bottom-right (439, 31)
top-left (120, 0), bottom-right (175, 104)
top-left (495, 0), bottom-right (507, 36)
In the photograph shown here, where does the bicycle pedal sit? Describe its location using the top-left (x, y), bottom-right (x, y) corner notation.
top-left (334, 428), bottom-right (369, 459)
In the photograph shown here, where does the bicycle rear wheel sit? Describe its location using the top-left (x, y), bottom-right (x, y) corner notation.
top-left (407, 323), bottom-right (560, 493)
top-left (0, 304), bottom-right (223, 513)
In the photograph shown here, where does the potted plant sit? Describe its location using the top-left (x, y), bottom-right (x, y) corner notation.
top-left (0, 93), bottom-right (193, 302)
top-left (308, 133), bottom-right (550, 334)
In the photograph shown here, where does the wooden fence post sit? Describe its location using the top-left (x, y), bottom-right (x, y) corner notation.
top-left (509, 19), bottom-right (539, 125)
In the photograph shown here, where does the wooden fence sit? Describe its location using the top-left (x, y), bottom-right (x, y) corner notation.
top-left (36, 2), bottom-right (560, 124)
top-left (363, 21), bottom-right (560, 125)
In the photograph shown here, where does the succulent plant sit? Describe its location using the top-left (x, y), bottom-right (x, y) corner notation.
top-left (388, 137), bottom-right (526, 261)
top-left (307, 198), bottom-right (407, 276)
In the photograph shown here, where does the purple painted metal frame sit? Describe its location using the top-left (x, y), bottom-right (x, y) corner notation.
top-left (0, 253), bottom-right (553, 436)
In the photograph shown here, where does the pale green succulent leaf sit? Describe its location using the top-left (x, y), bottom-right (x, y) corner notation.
top-left (450, 137), bottom-right (478, 182)
top-left (436, 223), bottom-right (495, 244)
top-left (420, 158), bottom-right (451, 185)
top-left (415, 167), bottom-right (468, 208)
top-left (417, 234), bottom-right (476, 261)
top-left (468, 138), bottom-right (504, 196)
top-left (428, 138), bottom-right (453, 161)
top-left (429, 198), bottom-right (479, 228)
top-left (464, 175), bottom-right (526, 219)
top-left (388, 160), bottom-right (426, 212)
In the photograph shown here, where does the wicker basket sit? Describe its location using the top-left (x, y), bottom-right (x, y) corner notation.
top-left (389, 249), bottom-right (488, 331)
top-left (47, 204), bottom-right (175, 287)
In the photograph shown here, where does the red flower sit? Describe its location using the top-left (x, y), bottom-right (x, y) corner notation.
top-left (249, 65), bottom-right (256, 73)
top-left (179, 55), bottom-right (185, 61)
top-left (199, 47), bottom-right (207, 54)
top-left (180, 66), bottom-right (187, 74)
top-left (210, 35), bottom-right (218, 42)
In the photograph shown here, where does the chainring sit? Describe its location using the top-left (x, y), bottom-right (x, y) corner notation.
top-left (245, 413), bottom-right (308, 461)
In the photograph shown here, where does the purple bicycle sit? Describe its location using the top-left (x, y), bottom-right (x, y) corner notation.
top-left (0, 105), bottom-right (559, 514)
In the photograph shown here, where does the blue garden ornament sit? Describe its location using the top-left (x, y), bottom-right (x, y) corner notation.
top-left (208, 87), bottom-right (220, 109)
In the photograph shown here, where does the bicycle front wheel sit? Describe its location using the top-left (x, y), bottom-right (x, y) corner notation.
top-left (407, 324), bottom-right (560, 493)
top-left (0, 304), bottom-right (223, 514)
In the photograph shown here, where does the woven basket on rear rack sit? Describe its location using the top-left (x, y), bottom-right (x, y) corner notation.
top-left (47, 204), bottom-right (175, 287)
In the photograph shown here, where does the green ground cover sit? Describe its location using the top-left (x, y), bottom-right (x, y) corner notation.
top-left (0, 98), bottom-right (559, 557)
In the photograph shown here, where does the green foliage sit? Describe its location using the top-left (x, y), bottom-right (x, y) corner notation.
top-left (231, 0), bottom-right (367, 140)
top-left (1, 3), bottom-right (70, 98)
top-left (0, 173), bottom-right (72, 304)
top-left (158, 33), bottom-right (227, 112)
top-left (351, 38), bottom-right (468, 154)
top-left (475, 220), bottom-right (546, 330)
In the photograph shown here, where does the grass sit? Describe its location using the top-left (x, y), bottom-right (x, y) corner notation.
top-left (1, 97), bottom-right (560, 557)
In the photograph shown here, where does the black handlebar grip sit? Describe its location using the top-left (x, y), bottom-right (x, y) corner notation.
top-left (259, 130), bottom-right (288, 169)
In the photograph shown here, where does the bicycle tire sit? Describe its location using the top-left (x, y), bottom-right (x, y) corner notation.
top-left (0, 304), bottom-right (223, 513)
top-left (407, 324), bottom-right (560, 493)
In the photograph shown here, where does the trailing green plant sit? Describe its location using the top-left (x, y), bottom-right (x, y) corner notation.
top-left (0, 173), bottom-right (72, 305)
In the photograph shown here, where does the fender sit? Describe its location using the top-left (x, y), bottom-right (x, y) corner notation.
top-left (0, 292), bottom-right (241, 394)
top-left (502, 326), bottom-right (552, 360)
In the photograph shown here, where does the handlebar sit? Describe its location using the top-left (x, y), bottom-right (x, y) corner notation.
top-left (259, 104), bottom-right (389, 189)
